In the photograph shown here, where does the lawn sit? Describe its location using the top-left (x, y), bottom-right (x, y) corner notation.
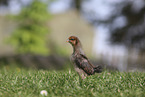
top-left (0, 65), bottom-right (145, 97)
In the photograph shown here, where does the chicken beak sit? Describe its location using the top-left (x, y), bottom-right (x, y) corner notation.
top-left (66, 39), bottom-right (70, 43)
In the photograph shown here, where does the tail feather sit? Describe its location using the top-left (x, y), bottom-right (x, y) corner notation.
top-left (94, 65), bottom-right (103, 73)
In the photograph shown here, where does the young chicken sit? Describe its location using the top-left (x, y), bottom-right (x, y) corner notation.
top-left (67, 36), bottom-right (102, 79)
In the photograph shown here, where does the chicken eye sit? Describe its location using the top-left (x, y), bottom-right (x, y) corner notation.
top-left (70, 39), bottom-right (75, 41)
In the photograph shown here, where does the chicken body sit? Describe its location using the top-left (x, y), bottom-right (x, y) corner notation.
top-left (67, 36), bottom-right (102, 79)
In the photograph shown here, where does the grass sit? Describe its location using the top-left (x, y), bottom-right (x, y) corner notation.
top-left (0, 65), bottom-right (145, 97)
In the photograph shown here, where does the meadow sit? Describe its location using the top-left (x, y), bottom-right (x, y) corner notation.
top-left (0, 65), bottom-right (145, 97)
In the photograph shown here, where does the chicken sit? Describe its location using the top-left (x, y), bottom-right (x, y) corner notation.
top-left (67, 36), bottom-right (102, 79)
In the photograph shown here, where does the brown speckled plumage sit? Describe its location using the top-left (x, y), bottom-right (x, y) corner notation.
top-left (67, 36), bottom-right (102, 79)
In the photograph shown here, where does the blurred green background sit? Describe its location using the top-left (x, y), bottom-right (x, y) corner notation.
top-left (0, 0), bottom-right (145, 71)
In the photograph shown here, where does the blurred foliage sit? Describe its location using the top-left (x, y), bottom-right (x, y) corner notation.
top-left (72, 0), bottom-right (145, 53)
top-left (0, 0), bottom-right (8, 6)
top-left (110, 1), bottom-right (145, 53)
top-left (72, 0), bottom-right (82, 12)
top-left (7, 0), bottom-right (51, 55)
